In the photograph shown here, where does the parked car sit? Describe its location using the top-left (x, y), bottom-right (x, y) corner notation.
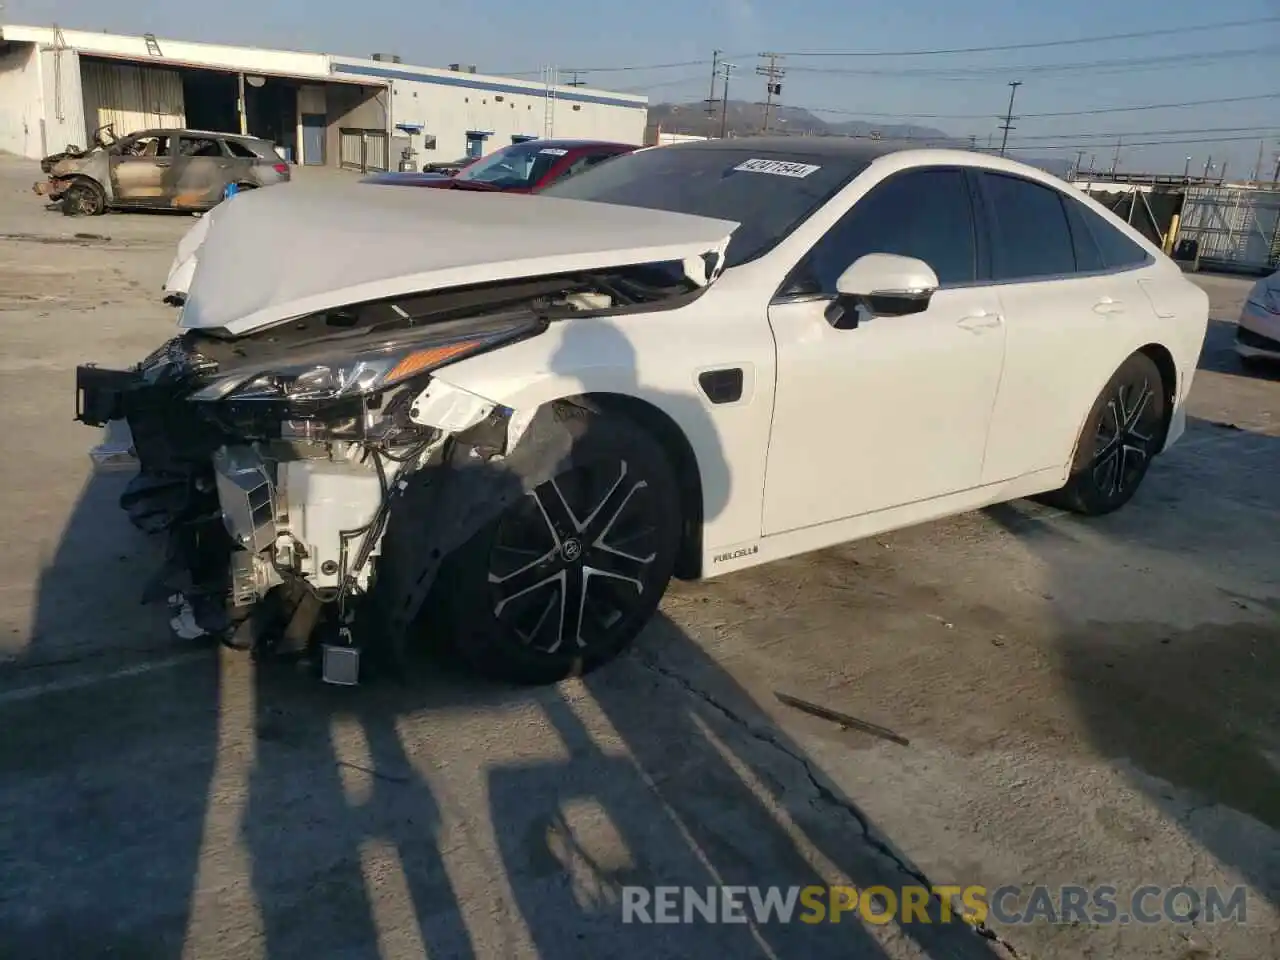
top-left (74, 137), bottom-right (1208, 687)
top-left (361, 139), bottom-right (636, 193)
top-left (35, 124), bottom-right (291, 216)
top-left (1236, 266), bottom-right (1280, 366)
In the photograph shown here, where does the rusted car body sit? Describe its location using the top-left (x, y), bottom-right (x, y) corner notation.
top-left (35, 125), bottom-right (292, 216)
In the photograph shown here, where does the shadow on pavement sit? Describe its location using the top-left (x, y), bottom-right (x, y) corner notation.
top-left (984, 414), bottom-right (1280, 908)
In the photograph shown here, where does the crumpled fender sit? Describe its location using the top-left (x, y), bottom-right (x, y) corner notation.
top-left (373, 401), bottom-right (583, 665)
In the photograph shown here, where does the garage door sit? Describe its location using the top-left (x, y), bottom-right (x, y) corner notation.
top-left (81, 60), bottom-right (186, 141)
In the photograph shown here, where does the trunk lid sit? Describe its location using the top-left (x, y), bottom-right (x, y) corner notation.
top-left (179, 181), bottom-right (739, 337)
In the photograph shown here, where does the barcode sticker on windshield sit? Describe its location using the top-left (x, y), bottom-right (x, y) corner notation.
top-left (539, 148), bottom-right (568, 156)
top-left (733, 158), bottom-right (821, 178)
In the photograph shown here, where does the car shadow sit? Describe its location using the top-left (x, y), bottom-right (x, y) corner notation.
top-left (982, 412), bottom-right (1280, 908)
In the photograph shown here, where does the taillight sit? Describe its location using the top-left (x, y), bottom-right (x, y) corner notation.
top-left (273, 163), bottom-right (289, 175)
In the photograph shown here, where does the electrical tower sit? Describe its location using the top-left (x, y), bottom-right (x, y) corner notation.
top-left (755, 52), bottom-right (785, 134)
top-left (997, 80), bottom-right (1021, 157)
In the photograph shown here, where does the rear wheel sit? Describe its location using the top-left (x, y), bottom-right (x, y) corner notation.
top-left (1046, 352), bottom-right (1167, 516)
top-left (61, 180), bottom-right (106, 217)
top-left (436, 403), bottom-right (682, 685)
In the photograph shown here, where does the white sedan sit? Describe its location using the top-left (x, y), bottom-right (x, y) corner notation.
top-left (1236, 266), bottom-right (1280, 365)
top-left (74, 137), bottom-right (1209, 686)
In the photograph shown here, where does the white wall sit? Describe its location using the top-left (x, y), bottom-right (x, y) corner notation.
top-left (1, 24), bottom-right (330, 79)
top-left (331, 58), bottom-right (648, 161)
top-left (43, 49), bottom-right (87, 151)
top-left (0, 41), bottom-right (44, 157)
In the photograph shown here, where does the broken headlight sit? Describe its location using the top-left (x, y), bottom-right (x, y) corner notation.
top-left (188, 328), bottom-right (522, 405)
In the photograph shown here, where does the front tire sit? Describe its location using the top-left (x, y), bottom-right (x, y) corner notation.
top-left (60, 179), bottom-right (106, 217)
top-left (1047, 352), bottom-right (1167, 516)
top-left (436, 402), bottom-right (682, 685)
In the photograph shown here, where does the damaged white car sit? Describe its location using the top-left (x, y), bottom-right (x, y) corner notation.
top-left (75, 137), bottom-right (1209, 686)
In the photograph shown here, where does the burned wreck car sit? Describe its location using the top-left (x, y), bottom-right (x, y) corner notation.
top-left (74, 137), bottom-right (1209, 685)
top-left (36, 123), bottom-right (290, 217)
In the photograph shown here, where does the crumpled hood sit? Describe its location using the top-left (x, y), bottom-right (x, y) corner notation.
top-left (178, 180), bottom-right (738, 337)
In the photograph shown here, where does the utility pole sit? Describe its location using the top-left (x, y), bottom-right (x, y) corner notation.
top-left (997, 80), bottom-right (1021, 157)
top-left (1073, 150), bottom-right (1086, 178)
top-left (1110, 138), bottom-right (1122, 175)
top-left (718, 61), bottom-right (737, 139)
top-left (1203, 155), bottom-right (1213, 179)
top-left (1184, 156), bottom-right (1192, 180)
top-left (968, 134), bottom-right (977, 150)
top-left (755, 52), bottom-right (785, 134)
top-left (704, 49), bottom-right (721, 125)
top-left (1272, 151), bottom-right (1280, 184)
top-left (1253, 140), bottom-right (1265, 182)
top-left (565, 70), bottom-right (586, 87)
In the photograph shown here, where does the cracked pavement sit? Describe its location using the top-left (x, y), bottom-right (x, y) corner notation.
top-left (1, 153), bottom-right (1277, 959)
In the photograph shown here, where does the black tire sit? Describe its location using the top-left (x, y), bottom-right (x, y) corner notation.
top-left (1045, 352), bottom-right (1167, 516)
top-left (60, 180), bottom-right (106, 217)
top-left (436, 402), bottom-right (682, 685)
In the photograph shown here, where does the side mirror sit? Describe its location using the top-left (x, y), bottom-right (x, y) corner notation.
top-left (828, 253), bottom-right (940, 329)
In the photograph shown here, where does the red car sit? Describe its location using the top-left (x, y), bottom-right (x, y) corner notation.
top-left (363, 139), bottom-right (636, 192)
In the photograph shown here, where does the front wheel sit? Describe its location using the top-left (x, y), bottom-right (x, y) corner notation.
top-left (61, 180), bottom-right (106, 216)
top-left (436, 403), bottom-right (682, 685)
top-left (1046, 352), bottom-right (1167, 516)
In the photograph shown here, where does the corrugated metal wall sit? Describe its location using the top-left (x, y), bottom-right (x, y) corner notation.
top-left (81, 59), bottom-right (186, 141)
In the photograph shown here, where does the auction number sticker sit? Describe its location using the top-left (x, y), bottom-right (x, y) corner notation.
top-left (539, 148), bottom-right (569, 156)
top-left (732, 158), bottom-right (822, 178)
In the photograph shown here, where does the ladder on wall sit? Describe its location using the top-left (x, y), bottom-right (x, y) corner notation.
top-left (541, 66), bottom-right (558, 138)
top-left (144, 33), bottom-right (163, 57)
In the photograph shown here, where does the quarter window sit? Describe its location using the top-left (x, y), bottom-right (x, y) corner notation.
top-left (981, 172), bottom-right (1077, 281)
top-left (1063, 197), bottom-right (1107, 273)
top-left (223, 139), bottom-right (259, 159)
top-left (788, 168), bottom-right (978, 295)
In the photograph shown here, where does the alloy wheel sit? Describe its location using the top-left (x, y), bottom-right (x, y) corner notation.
top-left (487, 458), bottom-right (660, 655)
top-left (1091, 375), bottom-right (1160, 499)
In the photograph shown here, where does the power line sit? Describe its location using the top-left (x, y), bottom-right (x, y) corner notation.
top-left (1007, 124), bottom-right (1280, 142)
top-left (783, 44), bottom-right (1279, 79)
top-left (773, 15), bottom-right (1280, 57)
top-left (796, 91), bottom-right (1280, 121)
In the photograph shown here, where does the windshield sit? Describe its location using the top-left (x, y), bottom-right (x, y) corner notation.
top-left (539, 145), bottom-right (871, 266)
top-left (456, 142), bottom-right (567, 188)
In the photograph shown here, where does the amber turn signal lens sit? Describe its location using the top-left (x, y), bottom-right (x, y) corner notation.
top-left (384, 340), bottom-right (485, 383)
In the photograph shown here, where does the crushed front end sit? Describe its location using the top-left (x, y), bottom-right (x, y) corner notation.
top-left (75, 297), bottom-right (547, 683)
top-left (73, 264), bottom-right (701, 683)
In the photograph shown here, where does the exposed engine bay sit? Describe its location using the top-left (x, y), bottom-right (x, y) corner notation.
top-left (76, 263), bottom-right (705, 683)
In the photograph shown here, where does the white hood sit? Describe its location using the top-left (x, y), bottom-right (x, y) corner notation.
top-left (178, 181), bottom-right (739, 336)
top-left (163, 207), bottom-right (217, 296)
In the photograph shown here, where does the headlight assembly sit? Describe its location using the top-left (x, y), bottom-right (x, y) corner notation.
top-left (188, 328), bottom-right (523, 405)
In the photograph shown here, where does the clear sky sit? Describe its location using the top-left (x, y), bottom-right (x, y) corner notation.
top-left (5, 0), bottom-right (1279, 175)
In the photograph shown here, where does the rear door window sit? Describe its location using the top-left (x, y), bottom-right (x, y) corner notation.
top-left (979, 172), bottom-right (1077, 281)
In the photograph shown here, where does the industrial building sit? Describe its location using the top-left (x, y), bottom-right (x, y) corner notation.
top-left (0, 24), bottom-right (648, 172)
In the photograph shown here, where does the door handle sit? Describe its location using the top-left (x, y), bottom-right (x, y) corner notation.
top-left (956, 310), bottom-right (1003, 332)
top-left (1093, 297), bottom-right (1124, 315)
top-left (153, 160), bottom-right (171, 167)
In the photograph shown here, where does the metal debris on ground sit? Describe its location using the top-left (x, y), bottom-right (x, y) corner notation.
top-left (774, 691), bottom-right (910, 746)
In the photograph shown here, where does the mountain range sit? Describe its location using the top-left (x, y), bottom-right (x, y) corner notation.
top-left (646, 100), bottom-right (1071, 177)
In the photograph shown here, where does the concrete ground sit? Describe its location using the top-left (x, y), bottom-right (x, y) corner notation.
top-left (1, 153), bottom-right (1277, 960)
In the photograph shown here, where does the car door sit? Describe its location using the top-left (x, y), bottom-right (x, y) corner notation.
top-left (170, 134), bottom-right (229, 208)
top-left (109, 132), bottom-right (173, 203)
top-left (762, 166), bottom-right (1007, 537)
top-left (974, 171), bottom-right (1156, 483)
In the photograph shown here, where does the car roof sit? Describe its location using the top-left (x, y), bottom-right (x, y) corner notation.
top-left (516, 139), bottom-right (633, 150)
top-left (657, 135), bottom-right (917, 163)
top-left (133, 128), bottom-right (269, 143)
